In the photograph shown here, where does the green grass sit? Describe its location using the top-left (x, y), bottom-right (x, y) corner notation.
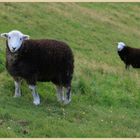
top-left (1, 2), bottom-right (140, 137)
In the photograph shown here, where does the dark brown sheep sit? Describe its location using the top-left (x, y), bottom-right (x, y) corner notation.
top-left (1, 30), bottom-right (74, 105)
top-left (117, 42), bottom-right (140, 69)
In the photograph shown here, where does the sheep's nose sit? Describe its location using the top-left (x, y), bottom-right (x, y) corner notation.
top-left (12, 47), bottom-right (16, 50)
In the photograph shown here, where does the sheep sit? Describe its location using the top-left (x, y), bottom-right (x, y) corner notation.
top-left (1, 30), bottom-right (74, 105)
top-left (117, 42), bottom-right (140, 69)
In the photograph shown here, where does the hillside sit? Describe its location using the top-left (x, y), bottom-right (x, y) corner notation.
top-left (0, 3), bottom-right (140, 137)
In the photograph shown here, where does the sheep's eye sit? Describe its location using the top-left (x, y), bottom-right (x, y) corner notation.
top-left (20, 38), bottom-right (22, 41)
top-left (8, 36), bottom-right (11, 39)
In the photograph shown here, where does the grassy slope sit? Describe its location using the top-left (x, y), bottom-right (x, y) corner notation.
top-left (0, 3), bottom-right (140, 137)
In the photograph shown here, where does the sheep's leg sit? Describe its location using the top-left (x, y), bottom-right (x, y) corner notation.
top-left (56, 86), bottom-right (64, 102)
top-left (125, 64), bottom-right (130, 70)
top-left (64, 86), bottom-right (71, 105)
top-left (14, 80), bottom-right (21, 97)
top-left (125, 64), bottom-right (128, 69)
top-left (29, 85), bottom-right (40, 105)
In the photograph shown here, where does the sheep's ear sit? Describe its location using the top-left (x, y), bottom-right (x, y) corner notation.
top-left (22, 35), bottom-right (30, 40)
top-left (1, 33), bottom-right (8, 38)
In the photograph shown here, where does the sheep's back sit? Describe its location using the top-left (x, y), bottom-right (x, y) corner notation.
top-left (127, 47), bottom-right (140, 67)
top-left (22, 39), bottom-right (73, 67)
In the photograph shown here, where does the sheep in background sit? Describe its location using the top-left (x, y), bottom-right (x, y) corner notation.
top-left (117, 42), bottom-right (140, 69)
top-left (1, 30), bottom-right (74, 105)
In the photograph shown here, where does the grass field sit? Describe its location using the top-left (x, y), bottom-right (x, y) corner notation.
top-left (0, 3), bottom-right (140, 137)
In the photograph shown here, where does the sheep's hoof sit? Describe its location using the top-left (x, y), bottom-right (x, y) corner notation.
top-left (33, 100), bottom-right (40, 105)
top-left (57, 97), bottom-right (61, 102)
top-left (33, 97), bottom-right (40, 105)
top-left (13, 93), bottom-right (21, 98)
top-left (63, 99), bottom-right (71, 105)
top-left (57, 98), bottom-right (65, 103)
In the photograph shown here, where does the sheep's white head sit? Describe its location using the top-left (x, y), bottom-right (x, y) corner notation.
top-left (1, 30), bottom-right (30, 53)
top-left (117, 42), bottom-right (126, 51)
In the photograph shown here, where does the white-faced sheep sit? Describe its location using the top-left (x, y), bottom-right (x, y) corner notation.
top-left (117, 42), bottom-right (140, 69)
top-left (1, 30), bottom-right (74, 105)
